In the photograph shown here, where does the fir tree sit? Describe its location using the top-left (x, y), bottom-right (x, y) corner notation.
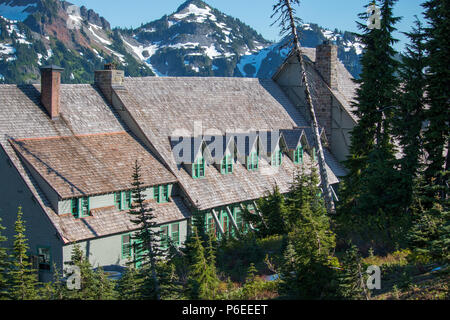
top-left (39, 265), bottom-right (68, 300)
top-left (278, 240), bottom-right (298, 298)
top-left (64, 244), bottom-right (116, 300)
top-left (337, 244), bottom-right (368, 300)
top-left (128, 160), bottom-right (164, 300)
top-left (117, 266), bottom-right (143, 300)
top-left (338, 0), bottom-right (405, 245)
top-left (8, 207), bottom-right (39, 300)
top-left (421, 0), bottom-right (450, 191)
top-left (0, 218), bottom-right (10, 299)
top-left (186, 228), bottom-right (220, 300)
top-left (394, 17), bottom-right (427, 208)
top-left (247, 186), bottom-right (289, 237)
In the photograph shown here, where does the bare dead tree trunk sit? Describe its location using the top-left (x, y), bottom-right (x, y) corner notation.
top-left (284, 0), bottom-right (335, 214)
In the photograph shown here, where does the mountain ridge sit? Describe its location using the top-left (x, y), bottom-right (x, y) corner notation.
top-left (0, 0), bottom-right (363, 84)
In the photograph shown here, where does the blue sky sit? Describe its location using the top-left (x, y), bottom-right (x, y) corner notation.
top-left (69, 0), bottom-right (426, 51)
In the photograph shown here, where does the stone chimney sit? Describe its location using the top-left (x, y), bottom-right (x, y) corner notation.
top-left (40, 65), bottom-right (64, 119)
top-left (314, 41), bottom-right (338, 143)
top-left (315, 41), bottom-right (338, 90)
top-left (94, 63), bottom-right (125, 104)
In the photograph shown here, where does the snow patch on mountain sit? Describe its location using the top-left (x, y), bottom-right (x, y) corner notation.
top-left (173, 3), bottom-right (217, 23)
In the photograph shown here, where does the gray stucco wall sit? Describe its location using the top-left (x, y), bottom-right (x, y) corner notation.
top-left (0, 147), bottom-right (63, 282)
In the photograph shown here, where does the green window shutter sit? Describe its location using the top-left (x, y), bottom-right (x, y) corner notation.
top-left (71, 198), bottom-right (79, 218)
top-left (115, 192), bottom-right (122, 210)
top-left (162, 185), bottom-right (169, 203)
top-left (171, 223), bottom-right (180, 246)
top-left (193, 157), bottom-right (205, 179)
top-left (121, 234), bottom-right (132, 259)
top-left (154, 186), bottom-right (160, 202)
top-left (124, 191), bottom-right (132, 210)
top-left (221, 158), bottom-right (226, 174)
top-left (221, 155), bottom-right (233, 175)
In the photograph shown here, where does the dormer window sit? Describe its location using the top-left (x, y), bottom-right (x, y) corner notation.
top-left (271, 148), bottom-right (283, 167)
top-left (193, 156), bottom-right (205, 179)
top-left (71, 197), bottom-right (89, 218)
top-left (221, 154), bottom-right (233, 174)
top-left (154, 185), bottom-right (170, 203)
top-left (115, 191), bottom-right (132, 211)
top-left (247, 152), bottom-right (258, 171)
top-left (294, 145), bottom-right (304, 164)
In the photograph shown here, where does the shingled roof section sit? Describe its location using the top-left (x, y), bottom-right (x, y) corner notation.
top-left (10, 132), bottom-right (177, 199)
top-left (115, 77), bottom-right (340, 210)
top-left (57, 197), bottom-right (190, 243)
top-left (0, 84), bottom-right (185, 243)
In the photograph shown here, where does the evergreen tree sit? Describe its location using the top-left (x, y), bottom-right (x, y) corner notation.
top-left (337, 244), bottom-right (368, 300)
top-left (186, 228), bottom-right (220, 300)
top-left (8, 207), bottom-right (39, 300)
top-left (394, 17), bottom-right (427, 208)
top-left (65, 244), bottom-right (116, 300)
top-left (421, 0), bottom-right (450, 190)
top-left (117, 266), bottom-right (143, 300)
top-left (39, 265), bottom-right (68, 300)
top-left (338, 0), bottom-right (405, 245)
top-left (128, 160), bottom-right (164, 300)
top-left (0, 218), bottom-right (10, 299)
top-left (281, 169), bottom-right (339, 299)
top-left (245, 186), bottom-right (289, 238)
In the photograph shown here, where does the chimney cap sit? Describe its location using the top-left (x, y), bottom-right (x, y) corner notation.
top-left (40, 65), bottom-right (64, 72)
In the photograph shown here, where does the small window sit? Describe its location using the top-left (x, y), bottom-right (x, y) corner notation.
top-left (171, 224), bottom-right (180, 246)
top-left (153, 186), bottom-right (160, 202)
top-left (121, 234), bottom-right (132, 259)
top-left (124, 191), bottom-right (132, 210)
top-left (193, 156), bottom-right (205, 179)
top-left (71, 198), bottom-right (79, 218)
top-left (80, 197), bottom-right (90, 217)
top-left (161, 185), bottom-right (169, 203)
top-left (221, 154), bottom-right (233, 174)
top-left (37, 247), bottom-right (51, 271)
top-left (115, 192), bottom-right (122, 210)
top-left (154, 185), bottom-right (170, 203)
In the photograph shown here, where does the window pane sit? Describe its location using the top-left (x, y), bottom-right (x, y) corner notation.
top-left (115, 192), bottom-right (122, 210)
top-left (38, 247), bottom-right (51, 270)
top-left (81, 197), bottom-right (89, 217)
top-left (71, 199), bottom-right (79, 217)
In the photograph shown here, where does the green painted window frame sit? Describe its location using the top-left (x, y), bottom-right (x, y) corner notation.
top-left (154, 185), bottom-right (170, 203)
top-left (193, 156), bottom-right (206, 179)
top-left (71, 198), bottom-right (79, 218)
top-left (294, 145), bottom-right (304, 164)
top-left (121, 234), bottom-right (132, 259)
top-left (36, 245), bottom-right (51, 271)
top-left (124, 191), bottom-right (132, 210)
top-left (247, 152), bottom-right (259, 171)
top-left (80, 197), bottom-right (90, 218)
top-left (205, 214), bottom-right (216, 236)
top-left (221, 154), bottom-right (233, 175)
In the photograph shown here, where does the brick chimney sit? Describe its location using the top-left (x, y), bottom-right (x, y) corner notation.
top-left (40, 65), bottom-right (64, 119)
top-left (315, 41), bottom-right (338, 90)
top-left (94, 63), bottom-right (125, 104)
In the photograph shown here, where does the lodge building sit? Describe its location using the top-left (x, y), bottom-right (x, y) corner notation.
top-left (0, 42), bottom-right (357, 281)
